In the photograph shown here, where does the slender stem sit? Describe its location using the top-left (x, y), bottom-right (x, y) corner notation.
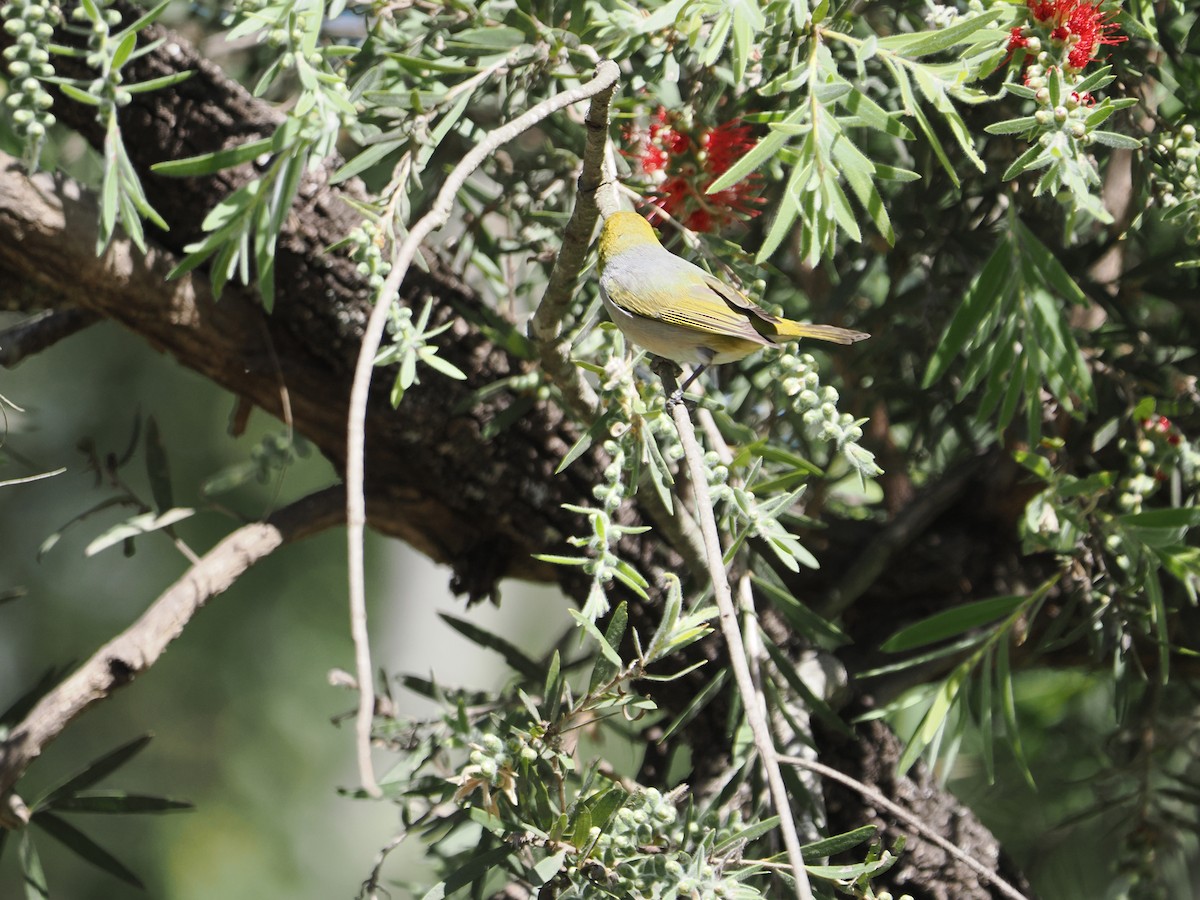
top-left (345, 60), bottom-right (622, 797)
top-left (780, 754), bottom-right (1030, 900)
top-left (666, 380), bottom-right (813, 900)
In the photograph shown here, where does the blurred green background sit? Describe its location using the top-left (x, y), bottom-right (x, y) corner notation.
top-left (0, 317), bottom-right (563, 898)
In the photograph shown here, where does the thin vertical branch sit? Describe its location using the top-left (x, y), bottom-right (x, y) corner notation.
top-left (528, 65), bottom-right (622, 417)
top-left (345, 60), bottom-right (623, 797)
top-left (664, 371), bottom-right (813, 900)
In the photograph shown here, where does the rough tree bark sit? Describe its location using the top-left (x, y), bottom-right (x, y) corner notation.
top-left (0, 9), bottom-right (1037, 896)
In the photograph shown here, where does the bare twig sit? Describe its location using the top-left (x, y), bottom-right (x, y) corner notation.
top-left (345, 60), bottom-right (623, 797)
top-left (0, 487), bottom-right (344, 815)
top-left (780, 754), bottom-right (1030, 900)
top-left (663, 368), bottom-right (813, 900)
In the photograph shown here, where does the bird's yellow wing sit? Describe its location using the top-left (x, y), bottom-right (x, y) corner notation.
top-left (606, 259), bottom-right (770, 341)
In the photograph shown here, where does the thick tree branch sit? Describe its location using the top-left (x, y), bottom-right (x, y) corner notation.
top-left (0, 487), bottom-right (344, 814)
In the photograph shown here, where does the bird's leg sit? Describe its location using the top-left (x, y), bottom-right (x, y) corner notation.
top-left (651, 358), bottom-right (705, 410)
top-left (676, 364), bottom-right (707, 397)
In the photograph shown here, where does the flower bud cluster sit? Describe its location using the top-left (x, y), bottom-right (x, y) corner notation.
top-left (67, 1), bottom-right (136, 107)
top-left (777, 352), bottom-right (865, 448)
top-left (572, 789), bottom-right (751, 898)
top-left (923, 0), bottom-right (985, 30)
top-left (449, 731), bottom-right (520, 813)
top-left (594, 439), bottom-right (627, 515)
top-left (774, 352), bottom-right (881, 479)
top-left (1022, 60), bottom-right (1099, 146)
top-left (3, 0), bottom-right (58, 153)
top-left (347, 221), bottom-right (391, 291)
top-left (1151, 124), bottom-right (1200, 243)
top-left (596, 788), bottom-right (678, 856)
top-left (1115, 415), bottom-right (1197, 513)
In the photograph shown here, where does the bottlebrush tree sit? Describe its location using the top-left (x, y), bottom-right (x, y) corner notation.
top-left (0, 1), bottom-right (1198, 898)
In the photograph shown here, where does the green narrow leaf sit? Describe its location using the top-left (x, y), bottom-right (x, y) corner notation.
top-left (33, 812), bottom-right (144, 889)
top-left (882, 594), bottom-right (1028, 653)
top-left (36, 735), bottom-right (154, 808)
top-left (1146, 570), bottom-right (1170, 684)
top-left (568, 609), bottom-right (623, 668)
top-left (757, 146), bottom-right (810, 262)
top-left (46, 792), bottom-right (193, 814)
top-left (110, 31), bottom-right (137, 70)
top-left (996, 347), bottom-right (1027, 430)
top-left (659, 666), bottom-right (728, 742)
top-left (143, 415), bottom-right (173, 513)
top-left (19, 831), bottom-right (48, 900)
top-left (151, 136), bottom-right (276, 177)
top-left (876, 10), bottom-right (1006, 57)
top-left (419, 842), bottom-right (513, 900)
top-left (84, 508), bottom-right (195, 557)
top-left (1013, 218), bottom-right (1088, 303)
top-left (584, 787), bottom-right (628, 836)
top-left (1120, 508), bottom-right (1200, 529)
top-left (799, 825), bottom-right (877, 858)
top-left (531, 849), bottom-right (567, 885)
top-left (1089, 130), bottom-right (1143, 150)
top-left (438, 613), bottom-right (542, 681)
top-left (555, 412), bottom-right (613, 474)
top-left (712, 816), bottom-right (781, 855)
top-left (753, 575), bottom-right (848, 647)
top-left (912, 66), bottom-right (986, 173)
top-left (979, 646), bottom-right (995, 784)
top-left (923, 237), bottom-right (1013, 387)
top-left (764, 638), bottom-right (853, 738)
top-left (841, 88), bottom-right (913, 139)
top-left (1001, 142), bottom-right (1049, 181)
top-left (997, 638), bottom-right (1034, 788)
top-left (885, 55), bottom-right (959, 187)
top-left (113, 0), bottom-right (175, 37)
top-left (569, 805), bottom-right (593, 850)
top-left (984, 116), bottom-right (1039, 135)
top-left (331, 138), bottom-right (405, 184)
top-left (709, 107), bottom-right (804, 194)
top-left (588, 601), bottom-right (629, 692)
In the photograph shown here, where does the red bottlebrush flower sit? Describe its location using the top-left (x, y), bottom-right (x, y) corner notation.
top-left (1028, 0), bottom-right (1061, 21)
top-left (1020, 0), bottom-right (1125, 69)
top-left (1063, 1), bottom-right (1126, 69)
top-left (624, 106), bottom-right (690, 176)
top-left (629, 108), bottom-right (764, 233)
top-left (702, 119), bottom-right (755, 176)
top-left (1007, 26), bottom-right (1030, 55)
top-left (685, 208), bottom-right (713, 232)
top-left (640, 145), bottom-right (669, 173)
top-left (655, 174), bottom-right (694, 219)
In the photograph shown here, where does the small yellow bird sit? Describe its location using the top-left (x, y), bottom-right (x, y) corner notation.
top-left (598, 211), bottom-right (868, 392)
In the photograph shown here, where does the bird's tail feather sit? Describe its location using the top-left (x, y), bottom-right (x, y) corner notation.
top-left (775, 320), bottom-right (869, 345)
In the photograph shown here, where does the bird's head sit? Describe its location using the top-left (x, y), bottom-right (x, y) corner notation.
top-left (598, 212), bottom-right (661, 267)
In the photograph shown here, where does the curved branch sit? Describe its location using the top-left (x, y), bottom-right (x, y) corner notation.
top-left (0, 487), bottom-right (344, 812)
top-left (344, 58), bottom-right (622, 796)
